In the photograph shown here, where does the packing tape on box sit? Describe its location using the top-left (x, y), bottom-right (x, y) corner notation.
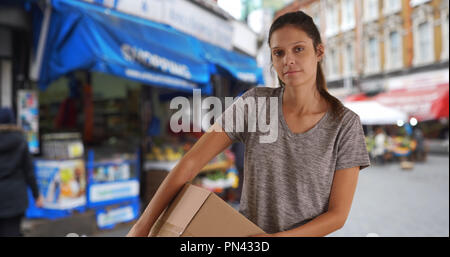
top-left (154, 221), bottom-right (185, 237)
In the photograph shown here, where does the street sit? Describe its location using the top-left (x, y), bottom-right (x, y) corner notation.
top-left (93, 154), bottom-right (449, 237)
top-left (329, 154), bottom-right (449, 237)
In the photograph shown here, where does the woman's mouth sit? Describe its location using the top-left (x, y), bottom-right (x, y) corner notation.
top-left (283, 70), bottom-right (301, 76)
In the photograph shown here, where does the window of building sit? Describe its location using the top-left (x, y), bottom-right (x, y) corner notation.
top-left (387, 31), bottom-right (403, 70)
top-left (364, 0), bottom-right (379, 22)
top-left (441, 10), bottom-right (449, 60)
top-left (417, 21), bottom-right (433, 64)
top-left (326, 47), bottom-right (340, 79)
top-left (412, 4), bottom-right (435, 66)
top-left (410, 0), bottom-right (431, 8)
top-left (326, 1), bottom-right (339, 37)
top-left (344, 43), bottom-right (355, 76)
top-left (341, 0), bottom-right (355, 31)
top-left (384, 0), bottom-right (401, 15)
top-left (366, 37), bottom-right (380, 73)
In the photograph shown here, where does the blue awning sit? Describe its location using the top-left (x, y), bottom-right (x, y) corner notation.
top-left (35, 0), bottom-right (211, 92)
top-left (200, 40), bottom-right (264, 85)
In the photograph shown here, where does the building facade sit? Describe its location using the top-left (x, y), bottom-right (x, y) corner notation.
top-left (273, 0), bottom-right (449, 100)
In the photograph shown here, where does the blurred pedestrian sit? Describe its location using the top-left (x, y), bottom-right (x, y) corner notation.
top-left (373, 126), bottom-right (387, 165)
top-left (0, 108), bottom-right (43, 237)
top-left (412, 126), bottom-right (425, 162)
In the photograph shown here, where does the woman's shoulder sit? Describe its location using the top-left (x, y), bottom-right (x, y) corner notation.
top-left (328, 105), bottom-right (362, 128)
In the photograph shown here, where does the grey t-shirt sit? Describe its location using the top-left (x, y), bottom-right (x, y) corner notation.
top-left (217, 86), bottom-right (370, 234)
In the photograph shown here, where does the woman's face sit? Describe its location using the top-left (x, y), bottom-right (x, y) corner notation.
top-left (270, 25), bottom-right (323, 88)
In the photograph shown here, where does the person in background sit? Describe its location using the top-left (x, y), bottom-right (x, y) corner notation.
top-left (412, 126), bottom-right (426, 162)
top-left (0, 108), bottom-right (43, 236)
top-left (373, 126), bottom-right (387, 165)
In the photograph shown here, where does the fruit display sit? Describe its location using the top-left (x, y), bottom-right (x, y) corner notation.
top-left (145, 143), bottom-right (190, 162)
top-left (194, 166), bottom-right (239, 193)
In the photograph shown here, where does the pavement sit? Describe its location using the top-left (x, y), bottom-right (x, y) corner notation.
top-left (328, 154), bottom-right (449, 237)
top-left (22, 154), bottom-right (449, 237)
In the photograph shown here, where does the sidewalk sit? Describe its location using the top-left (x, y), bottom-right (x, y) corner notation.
top-left (426, 139), bottom-right (449, 155)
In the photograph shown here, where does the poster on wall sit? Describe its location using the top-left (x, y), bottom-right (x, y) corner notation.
top-left (35, 159), bottom-right (87, 210)
top-left (17, 90), bottom-right (39, 154)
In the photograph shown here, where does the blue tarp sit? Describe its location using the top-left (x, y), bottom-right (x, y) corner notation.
top-left (35, 0), bottom-right (263, 93)
top-left (200, 40), bottom-right (265, 85)
top-left (37, 0), bottom-right (211, 92)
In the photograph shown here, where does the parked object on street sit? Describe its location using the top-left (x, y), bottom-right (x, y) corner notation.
top-left (149, 183), bottom-right (264, 237)
top-left (400, 161), bottom-right (414, 170)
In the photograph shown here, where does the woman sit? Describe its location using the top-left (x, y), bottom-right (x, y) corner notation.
top-left (128, 11), bottom-right (370, 237)
top-left (0, 108), bottom-right (43, 236)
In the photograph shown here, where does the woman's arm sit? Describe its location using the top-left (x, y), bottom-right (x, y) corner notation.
top-left (255, 166), bottom-right (360, 237)
top-left (127, 122), bottom-right (233, 237)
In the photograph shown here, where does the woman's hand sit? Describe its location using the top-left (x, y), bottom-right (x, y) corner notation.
top-left (35, 195), bottom-right (44, 208)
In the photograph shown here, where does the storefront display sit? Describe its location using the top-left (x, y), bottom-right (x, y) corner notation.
top-left (86, 150), bottom-right (140, 208)
top-left (26, 159), bottom-right (87, 219)
top-left (25, 0), bottom-right (262, 232)
top-left (17, 90), bottom-right (40, 154)
top-left (35, 159), bottom-right (87, 209)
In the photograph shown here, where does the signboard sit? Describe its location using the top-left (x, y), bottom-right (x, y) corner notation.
top-left (88, 179), bottom-right (140, 205)
top-left (90, 0), bottom-right (234, 50)
top-left (34, 159), bottom-right (87, 210)
top-left (17, 90), bottom-right (39, 154)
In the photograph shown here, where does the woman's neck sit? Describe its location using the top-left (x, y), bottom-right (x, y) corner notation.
top-left (282, 82), bottom-right (327, 115)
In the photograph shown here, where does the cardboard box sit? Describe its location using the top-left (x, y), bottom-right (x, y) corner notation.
top-left (149, 183), bottom-right (264, 237)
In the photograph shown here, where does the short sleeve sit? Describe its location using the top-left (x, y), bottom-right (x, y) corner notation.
top-left (217, 88), bottom-right (256, 143)
top-left (335, 115), bottom-right (371, 171)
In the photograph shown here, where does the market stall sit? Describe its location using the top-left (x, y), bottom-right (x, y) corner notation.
top-left (27, 0), bottom-right (263, 229)
top-left (26, 133), bottom-right (87, 219)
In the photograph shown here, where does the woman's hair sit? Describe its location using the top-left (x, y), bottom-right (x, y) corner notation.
top-left (268, 11), bottom-right (345, 122)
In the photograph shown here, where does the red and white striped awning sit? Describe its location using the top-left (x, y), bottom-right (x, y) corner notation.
top-left (373, 82), bottom-right (449, 122)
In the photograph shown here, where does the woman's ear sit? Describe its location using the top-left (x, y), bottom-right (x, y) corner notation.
top-left (316, 44), bottom-right (325, 61)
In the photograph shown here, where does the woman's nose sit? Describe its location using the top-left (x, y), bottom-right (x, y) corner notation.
top-left (284, 52), bottom-right (295, 65)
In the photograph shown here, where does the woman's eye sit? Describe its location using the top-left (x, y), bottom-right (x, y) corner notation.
top-left (273, 51), bottom-right (283, 57)
top-left (295, 47), bottom-right (304, 52)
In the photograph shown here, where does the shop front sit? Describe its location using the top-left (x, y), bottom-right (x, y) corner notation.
top-left (345, 69), bottom-right (449, 166)
top-left (26, 0), bottom-right (263, 232)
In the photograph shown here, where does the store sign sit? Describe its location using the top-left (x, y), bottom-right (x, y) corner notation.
top-left (87, 0), bottom-right (234, 50)
top-left (385, 69), bottom-right (449, 91)
top-left (97, 205), bottom-right (136, 228)
top-left (121, 43), bottom-right (192, 80)
top-left (165, 0), bottom-right (233, 50)
top-left (115, 0), bottom-right (165, 23)
top-left (360, 79), bottom-right (385, 92)
top-left (89, 180), bottom-right (139, 203)
top-left (232, 20), bottom-right (258, 56)
top-left (236, 72), bottom-right (257, 83)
